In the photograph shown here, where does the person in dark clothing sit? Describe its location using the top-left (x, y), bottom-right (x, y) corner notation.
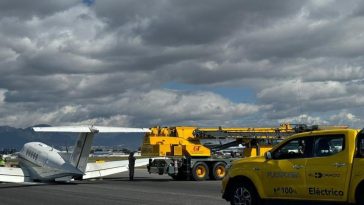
top-left (128, 152), bottom-right (136, 180)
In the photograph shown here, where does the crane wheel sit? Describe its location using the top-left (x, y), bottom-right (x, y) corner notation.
top-left (211, 162), bottom-right (227, 180)
top-left (192, 162), bottom-right (209, 181)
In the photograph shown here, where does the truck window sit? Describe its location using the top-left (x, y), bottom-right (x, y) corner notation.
top-left (356, 132), bottom-right (364, 158)
top-left (313, 135), bottom-right (345, 157)
top-left (272, 137), bottom-right (313, 160)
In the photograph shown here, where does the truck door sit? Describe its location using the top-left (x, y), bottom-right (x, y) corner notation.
top-left (305, 134), bottom-right (349, 201)
top-left (349, 129), bottom-right (364, 203)
top-left (263, 137), bottom-right (313, 199)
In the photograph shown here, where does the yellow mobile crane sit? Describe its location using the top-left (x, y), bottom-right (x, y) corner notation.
top-left (141, 124), bottom-right (311, 181)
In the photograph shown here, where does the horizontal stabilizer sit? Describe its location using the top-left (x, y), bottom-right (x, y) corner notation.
top-left (33, 126), bottom-right (150, 133)
top-left (93, 126), bottom-right (150, 133)
top-left (33, 126), bottom-right (93, 133)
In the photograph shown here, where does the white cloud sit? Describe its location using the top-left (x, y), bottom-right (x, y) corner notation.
top-left (0, 89), bottom-right (6, 104)
top-left (113, 89), bottom-right (263, 125)
top-left (257, 80), bottom-right (347, 102)
top-left (279, 114), bottom-right (329, 125)
top-left (329, 110), bottom-right (361, 125)
top-left (202, 61), bottom-right (219, 70)
top-left (1, 1), bottom-right (364, 128)
top-left (0, 89), bottom-right (262, 128)
top-left (74, 115), bottom-right (132, 127)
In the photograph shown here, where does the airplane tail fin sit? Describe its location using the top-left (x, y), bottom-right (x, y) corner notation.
top-left (70, 132), bottom-right (95, 173)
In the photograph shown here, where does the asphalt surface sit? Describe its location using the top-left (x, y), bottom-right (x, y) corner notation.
top-left (0, 169), bottom-right (225, 205)
top-left (0, 170), bottom-right (342, 205)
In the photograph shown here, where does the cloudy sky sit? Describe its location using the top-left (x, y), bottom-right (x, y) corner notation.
top-left (1, 0), bottom-right (364, 128)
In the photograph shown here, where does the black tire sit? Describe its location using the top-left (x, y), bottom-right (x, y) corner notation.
top-left (356, 184), bottom-right (364, 205)
top-left (158, 168), bottom-right (164, 175)
top-left (229, 181), bottom-right (261, 205)
top-left (192, 162), bottom-right (209, 181)
top-left (211, 162), bottom-right (227, 180)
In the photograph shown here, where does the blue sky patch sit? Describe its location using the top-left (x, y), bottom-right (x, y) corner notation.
top-left (163, 82), bottom-right (256, 103)
top-left (82, 0), bottom-right (95, 6)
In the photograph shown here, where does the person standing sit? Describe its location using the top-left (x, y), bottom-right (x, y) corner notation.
top-left (128, 152), bottom-right (136, 181)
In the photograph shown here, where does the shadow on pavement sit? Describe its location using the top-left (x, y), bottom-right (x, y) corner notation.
top-left (82, 177), bottom-right (174, 183)
top-left (0, 181), bottom-right (78, 189)
top-left (265, 200), bottom-right (344, 205)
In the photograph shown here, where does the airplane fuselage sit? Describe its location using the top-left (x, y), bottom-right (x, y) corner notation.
top-left (18, 142), bottom-right (82, 181)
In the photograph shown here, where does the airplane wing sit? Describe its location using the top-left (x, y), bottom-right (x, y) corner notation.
top-left (33, 126), bottom-right (150, 133)
top-left (0, 167), bottom-right (31, 183)
top-left (83, 158), bottom-right (151, 179)
top-left (0, 158), bottom-right (154, 182)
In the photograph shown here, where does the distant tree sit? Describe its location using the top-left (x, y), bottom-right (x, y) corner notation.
top-left (121, 148), bottom-right (131, 154)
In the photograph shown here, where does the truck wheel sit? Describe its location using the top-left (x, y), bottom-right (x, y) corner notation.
top-left (158, 168), bottom-right (164, 175)
top-left (229, 181), bottom-right (261, 205)
top-left (356, 184), bottom-right (364, 205)
top-left (358, 196), bottom-right (364, 205)
top-left (192, 162), bottom-right (209, 181)
top-left (211, 162), bottom-right (226, 180)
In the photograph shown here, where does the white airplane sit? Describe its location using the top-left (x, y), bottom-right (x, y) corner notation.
top-left (0, 125), bottom-right (151, 183)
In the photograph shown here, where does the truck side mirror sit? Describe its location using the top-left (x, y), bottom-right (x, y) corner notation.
top-left (265, 151), bottom-right (272, 160)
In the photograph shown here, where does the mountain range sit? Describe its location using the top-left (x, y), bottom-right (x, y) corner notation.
top-left (0, 125), bottom-right (145, 151)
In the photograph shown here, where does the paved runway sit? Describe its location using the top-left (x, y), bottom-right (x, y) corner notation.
top-left (0, 170), bottom-right (340, 205)
top-left (0, 169), bottom-right (225, 205)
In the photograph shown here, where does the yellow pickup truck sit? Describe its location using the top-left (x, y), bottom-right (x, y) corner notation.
top-left (222, 128), bottom-right (364, 205)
